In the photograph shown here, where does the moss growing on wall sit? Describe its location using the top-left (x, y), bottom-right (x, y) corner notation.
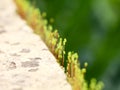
top-left (14, 0), bottom-right (104, 90)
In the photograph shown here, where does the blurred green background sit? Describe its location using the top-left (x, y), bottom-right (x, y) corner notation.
top-left (30, 0), bottom-right (120, 90)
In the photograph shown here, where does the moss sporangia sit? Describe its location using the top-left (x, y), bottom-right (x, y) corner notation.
top-left (14, 0), bottom-right (104, 90)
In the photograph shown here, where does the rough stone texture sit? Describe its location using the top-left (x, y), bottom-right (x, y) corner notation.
top-left (0, 0), bottom-right (72, 90)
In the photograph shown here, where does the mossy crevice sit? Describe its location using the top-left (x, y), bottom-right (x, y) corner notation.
top-left (14, 0), bottom-right (104, 90)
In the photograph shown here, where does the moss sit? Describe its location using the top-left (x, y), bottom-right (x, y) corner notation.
top-left (14, 0), bottom-right (104, 90)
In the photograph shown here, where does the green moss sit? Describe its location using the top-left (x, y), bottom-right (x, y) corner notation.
top-left (14, 0), bottom-right (104, 90)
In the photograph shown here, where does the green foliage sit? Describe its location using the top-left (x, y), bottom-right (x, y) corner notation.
top-left (28, 1), bottom-right (120, 90)
top-left (66, 52), bottom-right (103, 90)
top-left (14, 0), bottom-right (104, 90)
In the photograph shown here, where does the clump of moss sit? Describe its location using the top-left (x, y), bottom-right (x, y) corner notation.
top-left (14, 0), bottom-right (104, 90)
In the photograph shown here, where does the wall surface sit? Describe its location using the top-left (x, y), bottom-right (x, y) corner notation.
top-left (0, 0), bottom-right (72, 90)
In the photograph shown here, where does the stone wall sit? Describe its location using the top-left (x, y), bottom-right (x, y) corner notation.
top-left (0, 0), bottom-right (72, 90)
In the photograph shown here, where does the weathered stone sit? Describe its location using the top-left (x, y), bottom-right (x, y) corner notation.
top-left (0, 0), bottom-right (72, 90)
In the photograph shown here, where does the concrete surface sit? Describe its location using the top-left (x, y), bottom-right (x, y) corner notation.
top-left (0, 0), bottom-right (72, 90)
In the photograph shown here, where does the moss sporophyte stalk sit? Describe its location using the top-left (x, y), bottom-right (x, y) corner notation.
top-left (14, 0), bottom-right (104, 90)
